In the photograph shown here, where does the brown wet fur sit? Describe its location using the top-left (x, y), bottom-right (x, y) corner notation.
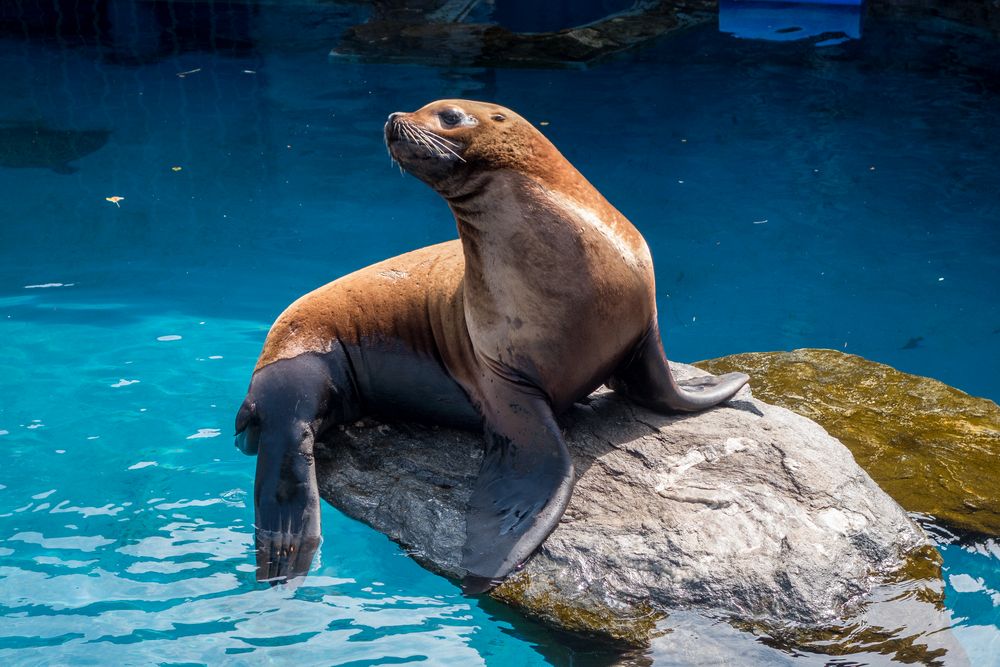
top-left (256, 241), bottom-right (474, 380)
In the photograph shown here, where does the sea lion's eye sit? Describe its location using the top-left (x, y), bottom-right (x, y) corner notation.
top-left (439, 109), bottom-right (463, 127)
top-left (491, 114), bottom-right (505, 122)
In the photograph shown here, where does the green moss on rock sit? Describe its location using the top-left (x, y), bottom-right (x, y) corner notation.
top-left (491, 571), bottom-right (663, 645)
top-left (696, 349), bottom-right (1000, 536)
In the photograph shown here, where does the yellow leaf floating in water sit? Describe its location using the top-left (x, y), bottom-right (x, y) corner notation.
top-left (105, 196), bottom-right (124, 207)
top-left (171, 166), bottom-right (182, 171)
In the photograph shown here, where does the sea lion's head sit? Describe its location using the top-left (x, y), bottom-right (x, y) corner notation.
top-left (385, 99), bottom-right (556, 195)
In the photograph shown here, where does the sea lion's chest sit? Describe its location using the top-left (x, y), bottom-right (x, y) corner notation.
top-left (462, 183), bottom-right (654, 407)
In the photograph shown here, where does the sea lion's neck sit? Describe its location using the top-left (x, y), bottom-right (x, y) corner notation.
top-left (447, 169), bottom-right (644, 266)
top-left (440, 170), bottom-right (497, 219)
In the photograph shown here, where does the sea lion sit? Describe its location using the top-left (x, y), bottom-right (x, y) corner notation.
top-left (235, 99), bottom-right (749, 593)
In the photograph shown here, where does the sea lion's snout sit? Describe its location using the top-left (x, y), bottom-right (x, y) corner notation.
top-left (384, 112), bottom-right (404, 142)
top-left (384, 104), bottom-right (469, 181)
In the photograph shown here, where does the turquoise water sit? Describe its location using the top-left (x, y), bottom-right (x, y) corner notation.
top-left (1, 5), bottom-right (998, 665)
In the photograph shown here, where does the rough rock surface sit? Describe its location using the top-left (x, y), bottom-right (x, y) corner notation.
top-left (697, 349), bottom-right (1000, 536)
top-left (315, 362), bottom-right (928, 644)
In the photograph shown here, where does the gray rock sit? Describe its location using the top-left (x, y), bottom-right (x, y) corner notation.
top-left (314, 363), bottom-right (930, 644)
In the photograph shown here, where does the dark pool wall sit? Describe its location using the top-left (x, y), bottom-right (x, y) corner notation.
top-left (868, 0), bottom-right (1000, 34)
top-left (0, 0), bottom-right (255, 53)
top-left (0, 1), bottom-right (371, 63)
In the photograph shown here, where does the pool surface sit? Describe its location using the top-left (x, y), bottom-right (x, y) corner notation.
top-left (0, 3), bottom-right (998, 665)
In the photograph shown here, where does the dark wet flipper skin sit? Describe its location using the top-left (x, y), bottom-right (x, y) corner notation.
top-left (460, 382), bottom-right (575, 593)
top-left (234, 353), bottom-right (343, 584)
top-left (609, 323), bottom-right (749, 412)
top-left (252, 423), bottom-right (322, 583)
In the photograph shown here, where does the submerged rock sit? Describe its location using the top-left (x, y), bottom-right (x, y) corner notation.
top-left (314, 362), bottom-right (928, 644)
top-left (331, 1), bottom-right (716, 68)
top-left (696, 349), bottom-right (1000, 536)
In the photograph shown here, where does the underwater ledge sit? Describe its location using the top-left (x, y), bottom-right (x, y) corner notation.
top-left (312, 351), bottom-right (997, 656)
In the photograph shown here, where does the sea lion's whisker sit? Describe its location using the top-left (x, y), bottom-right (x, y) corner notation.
top-left (403, 123), bottom-right (438, 153)
top-left (399, 121), bottom-right (465, 162)
top-left (429, 133), bottom-right (461, 148)
top-left (401, 122), bottom-right (448, 159)
top-left (398, 122), bottom-right (419, 144)
top-left (412, 126), bottom-right (466, 163)
top-left (403, 125), bottom-right (438, 156)
top-left (400, 125), bottom-right (433, 155)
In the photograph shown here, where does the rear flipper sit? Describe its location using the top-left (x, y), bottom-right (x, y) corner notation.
top-left (235, 353), bottom-right (354, 583)
top-left (609, 324), bottom-right (749, 413)
top-left (460, 379), bottom-right (575, 594)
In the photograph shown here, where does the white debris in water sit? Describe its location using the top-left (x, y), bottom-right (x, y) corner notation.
top-left (27, 423), bottom-right (43, 430)
top-left (55, 450), bottom-right (65, 454)
top-left (128, 461), bottom-right (157, 470)
top-left (110, 379), bottom-right (140, 388)
top-left (0, 430), bottom-right (8, 436)
top-left (157, 335), bottom-right (182, 341)
top-left (24, 282), bottom-right (75, 289)
top-left (753, 219), bottom-right (768, 225)
top-left (187, 428), bottom-right (221, 440)
top-left (208, 355), bottom-right (223, 360)
top-left (86, 436), bottom-right (100, 440)
top-left (938, 277), bottom-right (945, 282)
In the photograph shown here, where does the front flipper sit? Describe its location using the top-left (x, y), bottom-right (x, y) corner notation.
top-left (234, 355), bottom-right (335, 584)
top-left (252, 421), bottom-right (322, 583)
top-left (609, 324), bottom-right (749, 413)
top-left (461, 381), bottom-right (575, 594)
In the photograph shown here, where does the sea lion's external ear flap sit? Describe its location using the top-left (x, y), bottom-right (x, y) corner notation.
top-left (234, 399), bottom-right (259, 455)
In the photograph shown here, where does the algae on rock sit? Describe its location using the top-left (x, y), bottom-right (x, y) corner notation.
top-left (696, 348), bottom-right (1000, 536)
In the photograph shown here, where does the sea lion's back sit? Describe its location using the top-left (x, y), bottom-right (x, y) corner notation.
top-left (255, 240), bottom-right (467, 371)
